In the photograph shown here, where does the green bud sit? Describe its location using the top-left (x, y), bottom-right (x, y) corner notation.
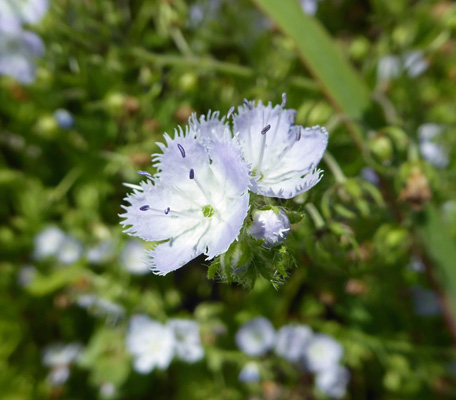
top-left (104, 92), bottom-right (126, 114)
top-left (349, 36), bottom-right (370, 61)
top-left (379, 126), bottom-right (409, 152)
top-left (368, 135), bottom-right (393, 164)
top-left (34, 115), bottom-right (58, 137)
top-left (179, 72), bottom-right (198, 93)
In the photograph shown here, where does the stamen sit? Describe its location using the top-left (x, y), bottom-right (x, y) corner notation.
top-left (137, 170), bottom-right (152, 178)
top-left (188, 168), bottom-right (212, 203)
top-left (296, 126), bottom-right (302, 141)
top-left (227, 106), bottom-right (235, 119)
top-left (281, 93), bottom-right (287, 108)
top-left (243, 99), bottom-right (252, 110)
top-left (288, 109), bottom-right (297, 124)
top-left (177, 144), bottom-right (186, 158)
top-left (140, 205), bottom-right (150, 211)
top-left (189, 168), bottom-right (195, 180)
top-left (164, 207), bottom-right (170, 214)
top-left (261, 124), bottom-right (271, 135)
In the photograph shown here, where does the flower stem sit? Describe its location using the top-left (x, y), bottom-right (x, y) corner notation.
top-left (323, 152), bottom-right (346, 183)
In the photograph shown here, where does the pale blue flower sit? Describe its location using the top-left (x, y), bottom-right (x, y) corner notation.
top-left (17, 264), bottom-right (37, 286)
top-left (236, 317), bottom-right (276, 356)
top-left (360, 167), bottom-right (379, 185)
top-left (126, 315), bottom-right (175, 374)
top-left (304, 334), bottom-right (344, 373)
top-left (377, 55), bottom-right (401, 81)
top-left (0, 0), bottom-right (49, 31)
top-left (315, 365), bottom-right (350, 399)
top-left (33, 226), bottom-right (66, 260)
top-left (0, 28), bottom-right (44, 84)
top-left (57, 234), bottom-right (83, 265)
top-left (42, 342), bottom-right (82, 385)
top-left (275, 324), bottom-right (313, 363)
top-left (77, 295), bottom-right (125, 323)
top-left (233, 96), bottom-right (328, 198)
top-left (54, 109), bottom-right (74, 129)
top-left (418, 123), bottom-right (449, 168)
top-left (300, 0), bottom-right (320, 15)
top-left (121, 126), bottom-right (250, 276)
top-left (403, 50), bottom-right (428, 78)
top-left (120, 240), bottom-right (148, 275)
top-left (87, 240), bottom-right (113, 264)
top-left (238, 361), bottom-right (261, 383)
top-left (249, 209), bottom-right (290, 247)
top-left (168, 319), bottom-right (204, 363)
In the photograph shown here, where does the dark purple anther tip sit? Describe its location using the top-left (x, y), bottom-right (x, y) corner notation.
top-left (137, 170), bottom-right (151, 178)
top-left (281, 93), bottom-right (287, 108)
top-left (243, 99), bottom-right (252, 110)
top-left (177, 144), bottom-right (186, 158)
top-left (140, 205), bottom-right (150, 211)
top-left (164, 207), bottom-right (170, 214)
top-left (189, 169), bottom-right (195, 179)
top-left (296, 126), bottom-right (302, 141)
top-left (227, 106), bottom-right (235, 119)
top-left (261, 124), bottom-right (271, 135)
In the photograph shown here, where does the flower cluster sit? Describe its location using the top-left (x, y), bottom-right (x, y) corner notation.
top-left (121, 95), bottom-right (328, 279)
top-left (236, 317), bottom-right (349, 399)
top-left (42, 342), bottom-right (83, 386)
top-left (0, 0), bottom-right (48, 84)
top-left (125, 315), bottom-right (204, 374)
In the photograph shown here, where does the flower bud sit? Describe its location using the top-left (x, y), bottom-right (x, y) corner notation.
top-left (249, 209), bottom-right (291, 247)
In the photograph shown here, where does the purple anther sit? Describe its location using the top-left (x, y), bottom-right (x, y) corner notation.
top-left (281, 93), bottom-right (287, 108)
top-left (227, 106), bottom-right (235, 119)
top-left (177, 144), bottom-right (186, 158)
top-left (243, 99), bottom-right (252, 110)
top-left (296, 126), bottom-right (302, 141)
top-left (261, 124), bottom-right (271, 135)
top-left (164, 207), bottom-right (170, 214)
top-left (140, 205), bottom-right (150, 211)
top-left (189, 169), bottom-right (195, 179)
top-left (137, 170), bottom-right (152, 178)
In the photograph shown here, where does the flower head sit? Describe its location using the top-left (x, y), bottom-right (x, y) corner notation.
top-left (33, 226), bottom-right (66, 260)
top-left (275, 324), bottom-right (313, 363)
top-left (120, 240), bottom-right (148, 275)
top-left (0, 0), bottom-right (49, 30)
top-left (418, 124), bottom-right (449, 168)
top-left (315, 365), bottom-right (350, 399)
top-left (121, 127), bottom-right (250, 275)
top-left (42, 342), bottom-right (82, 385)
top-left (249, 209), bottom-right (290, 247)
top-left (54, 109), bottom-right (74, 129)
top-left (304, 334), bottom-right (344, 373)
top-left (233, 97), bottom-right (328, 198)
top-left (0, 28), bottom-right (45, 84)
top-left (168, 319), bottom-right (204, 363)
top-left (238, 361), bottom-right (261, 383)
top-left (236, 317), bottom-right (275, 356)
top-left (126, 315), bottom-right (175, 374)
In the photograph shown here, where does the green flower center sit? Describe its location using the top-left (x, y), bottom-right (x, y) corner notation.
top-left (202, 205), bottom-right (215, 218)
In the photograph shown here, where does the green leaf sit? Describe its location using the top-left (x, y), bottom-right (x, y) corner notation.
top-left (253, 0), bottom-right (373, 125)
top-left (26, 265), bottom-right (87, 296)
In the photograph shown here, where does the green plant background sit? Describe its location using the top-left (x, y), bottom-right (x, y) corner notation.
top-left (1, 0), bottom-right (456, 398)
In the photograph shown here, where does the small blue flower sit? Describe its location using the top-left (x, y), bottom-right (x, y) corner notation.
top-left (236, 317), bottom-right (275, 356)
top-left (0, 0), bottom-right (49, 31)
top-left (54, 109), bottom-right (74, 129)
top-left (249, 209), bottom-right (290, 247)
top-left (121, 124), bottom-right (251, 275)
top-left (233, 96), bottom-right (328, 198)
top-left (0, 28), bottom-right (45, 84)
top-left (418, 123), bottom-right (449, 168)
top-left (168, 319), bottom-right (204, 363)
top-left (315, 365), bottom-right (350, 399)
top-left (304, 334), bottom-right (344, 373)
top-left (275, 324), bottom-right (313, 363)
top-left (238, 361), bottom-right (261, 383)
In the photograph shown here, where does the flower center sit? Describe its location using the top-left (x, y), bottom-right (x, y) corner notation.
top-left (202, 205), bottom-right (215, 218)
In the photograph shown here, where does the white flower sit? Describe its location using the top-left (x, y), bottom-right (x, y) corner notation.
top-left (377, 55), bottom-right (401, 81)
top-left (42, 343), bottom-right (83, 368)
top-left (126, 315), bottom-right (175, 374)
top-left (275, 324), bottom-right (313, 363)
top-left (418, 123), bottom-right (449, 168)
top-left (238, 361), bottom-right (261, 383)
top-left (77, 295), bottom-right (125, 323)
top-left (249, 209), bottom-right (290, 247)
top-left (236, 317), bottom-right (275, 356)
top-left (300, 0), bottom-right (320, 15)
top-left (315, 365), bottom-right (350, 399)
top-left (168, 319), bottom-right (204, 363)
top-left (100, 382), bottom-right (116, 398)
top-left (121, 127), bottom-right (250, 276)
top-left (305, 334), bottom-right (344, 373)
top-left (57, 235), bottom-right (83, 265)
top-left (403, 50), bottom-right (428, 78)
top-left (120, 240), bottom-right (148, 275)
top-left (87, 240), bottom-right (114, 264)
top-left (33, 226), bottom-right (66, 260)
top-left (233, 97), bottom-right (328, 198)
top-left (0, 0), bottom-right (49, 28)
top-left (0, 28), bottom-right (45, 84)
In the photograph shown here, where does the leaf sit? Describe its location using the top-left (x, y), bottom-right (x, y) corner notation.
top-left (26, 265), bottom-right (87, 296)
top-left (252, 0), bottom-right (374, 126)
